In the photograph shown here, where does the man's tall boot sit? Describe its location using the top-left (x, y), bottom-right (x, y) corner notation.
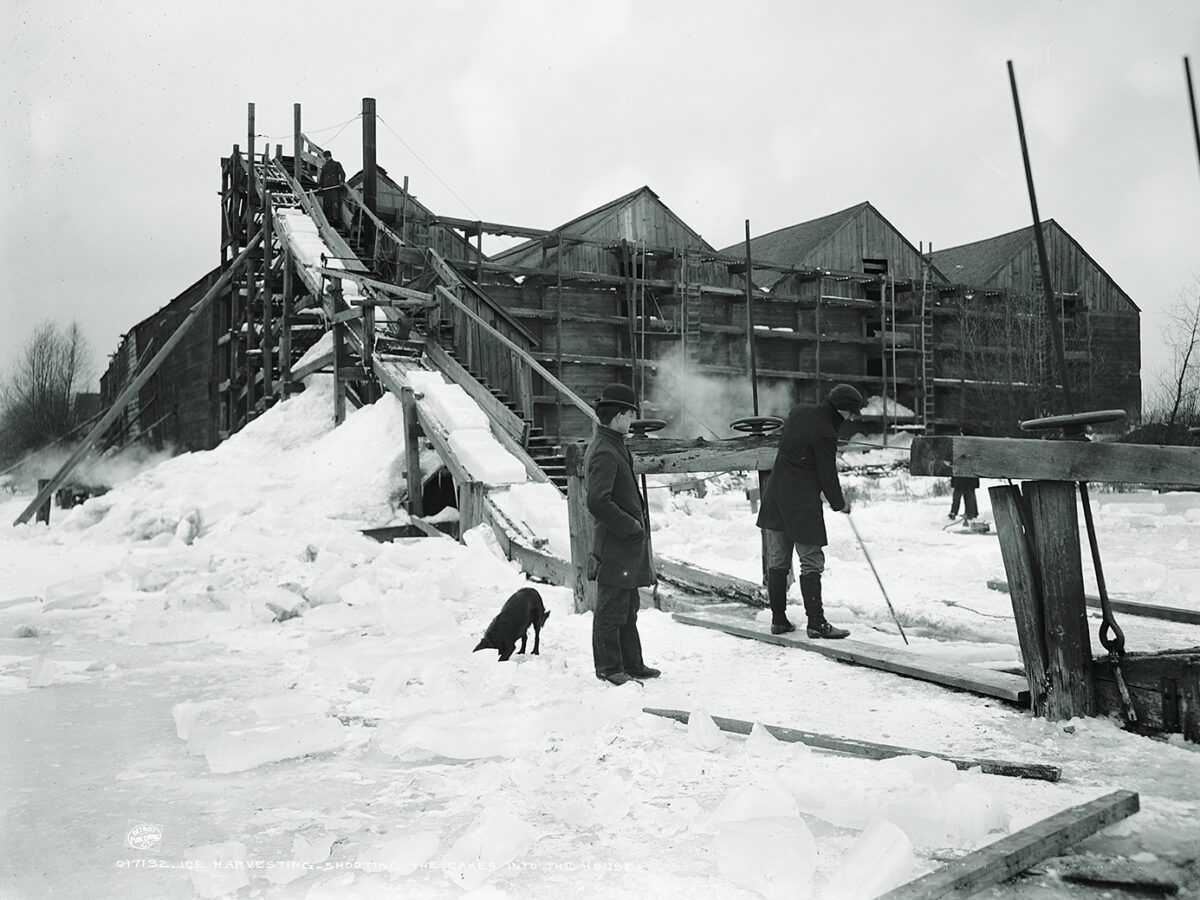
top-left (799, 573), bottom-right (849, 639)
top-left (767, 567), bottom-right (794, 635)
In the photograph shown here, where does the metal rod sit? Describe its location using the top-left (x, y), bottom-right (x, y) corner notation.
top-left (744, 219), bottom-right (759, 415)
top-left (845, 513), bottom-right (908, 644)
top-left (1187, 57), bottom-right (1200, 180)
top-left (1007, 60), bottom-right (1074, 413)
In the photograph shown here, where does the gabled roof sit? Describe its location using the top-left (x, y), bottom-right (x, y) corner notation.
top-left (931, 220), bottom-right (1140, 312)
top-left (491, 186), bottom-right (715, 267)
top-left (928, 223), bottom-right (1044, 287)
top-left (720, 202), bottom-right (950, 289)
top-left (722, 203), bottom-right (869, 288)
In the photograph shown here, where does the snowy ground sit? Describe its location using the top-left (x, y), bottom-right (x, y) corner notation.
top-left (2, 377), bottom-right (1199, 899)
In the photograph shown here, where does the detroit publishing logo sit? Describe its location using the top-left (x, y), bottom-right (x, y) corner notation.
top-left (124, 821), bottom-right (163, 852)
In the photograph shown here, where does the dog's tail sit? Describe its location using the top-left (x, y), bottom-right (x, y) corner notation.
top-left (472, 640), bottom-right (487, 653)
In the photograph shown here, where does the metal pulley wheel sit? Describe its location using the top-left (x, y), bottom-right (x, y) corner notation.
top-left (729, 416), bottom-right (784, 434)
top-left (629, 418), bottom-right (667, 436)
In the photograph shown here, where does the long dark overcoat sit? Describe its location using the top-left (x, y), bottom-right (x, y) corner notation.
top-left (585, 425), bottom-right (653, 587)
top-left (756, 398), bottom-right (848, 546)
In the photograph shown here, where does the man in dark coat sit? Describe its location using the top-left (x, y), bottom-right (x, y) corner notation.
top-left (948, 426), bottom-right (980, 521)
top-left (317, 150), bottom-right (345, 225)
top-left (756, 384), bottom-right (863, 639)
top-left (585, 383), bottom-right (660, 686)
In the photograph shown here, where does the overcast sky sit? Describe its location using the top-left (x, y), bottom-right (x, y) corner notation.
top-left (4, 1), bottom-right (1198, 400)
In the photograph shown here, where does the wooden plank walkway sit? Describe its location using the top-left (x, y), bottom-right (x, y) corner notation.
top-left (672, 608), bottom-right (1030, 704)
top-left (987, 578), bottom-right (1200, 626)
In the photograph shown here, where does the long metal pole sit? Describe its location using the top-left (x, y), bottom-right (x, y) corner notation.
top-left (744, 219), bottom-right (759, 415)
top-left (846, 513), bottom-right (908, 644)
top-left (1187, 57), bottom-right (1200, 180)
top-left (1007, 60), bottom-right (1074, 413)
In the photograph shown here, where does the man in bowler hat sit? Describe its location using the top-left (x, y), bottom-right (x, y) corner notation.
top-left (756, 384), bottom-right (863, 639)
top-left (585, 383), bottom-right (660, 685)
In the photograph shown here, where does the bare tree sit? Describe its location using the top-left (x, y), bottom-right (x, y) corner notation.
top-left (1144, 279), bottom-right (1200, 444)
top-left (0, 320), bottom-right (94, 459)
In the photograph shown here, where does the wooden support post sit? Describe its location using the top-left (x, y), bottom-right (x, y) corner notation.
top-left (990, 484), bottom-right (1050, 716)
top-left (565, 440), bottom-right (596, 613)
top-left (332, 316), bottom-right (346, 426)
top-left (400, 387), bottom-right (423, 517)
top-left (280, 247), bottom-right (293, 391)
top-left (245, 103), bottom-right (256, 422)
top-left (1026, 480), bottom-right (1094, 719)
top-left (35, 480), bottom-right (51, 525)
top-left (261, 192), bottom-right (273, 400)
top-left (458, 481), bottom-right (487, 535)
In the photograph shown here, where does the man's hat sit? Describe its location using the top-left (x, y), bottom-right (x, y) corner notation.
top-left (595, 383), bottom-right (638, 413)
top-left (827, 384), bottom-right (865, 412)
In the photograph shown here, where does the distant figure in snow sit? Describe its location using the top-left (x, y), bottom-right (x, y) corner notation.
top-left (948, 426), bottom-right (980, 522)
top-left (585, 383), bottom-right (660, 686)
top-left (317, 150), bottom-right (345, 226)
top-left (756, 384), bottom-right (862, 639)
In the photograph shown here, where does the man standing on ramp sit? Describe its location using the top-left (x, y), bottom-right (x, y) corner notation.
top-left (756, 384), bottom-right (863, 639)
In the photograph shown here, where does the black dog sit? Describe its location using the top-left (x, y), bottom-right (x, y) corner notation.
top-left (473, 587), bottom-right (550, 661)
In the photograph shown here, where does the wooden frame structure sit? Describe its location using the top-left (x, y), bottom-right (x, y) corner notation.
top-left (910, 434), bottom-right (1200, 740)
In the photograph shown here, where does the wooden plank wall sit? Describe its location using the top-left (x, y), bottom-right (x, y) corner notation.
top-left (99, 271), bottom-right (222, 453)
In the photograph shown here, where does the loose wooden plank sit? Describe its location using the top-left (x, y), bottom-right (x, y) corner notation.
top-left (909, 435), bottom-right (1200, 488)
top-left (879, 791), bottom-right (1140, 900)
top-left (672, 609), bottom-right (1029, 704)
top-left (655, 555), bottom-right (767, 607)
top-left (643, 708), bottom-right (1061, 782)
top-left (987, 577), bottom-right (1200, 626)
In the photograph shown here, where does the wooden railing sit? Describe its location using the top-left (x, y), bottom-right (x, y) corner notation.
top-left (433, 284), bottom-right (598, 430)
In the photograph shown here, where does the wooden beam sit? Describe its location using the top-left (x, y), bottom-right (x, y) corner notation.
top-left (642, 708), bottom-right (1060, 781)
top-left (910, 435), bottom-right (1200, 488)
top-left (878, 791), bottom-right (1140, 899)
top-left (673, 609), bottom-right (1029, 703)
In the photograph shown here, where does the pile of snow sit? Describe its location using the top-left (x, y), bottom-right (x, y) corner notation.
top-left (861, 394), bottom-right (916, 420)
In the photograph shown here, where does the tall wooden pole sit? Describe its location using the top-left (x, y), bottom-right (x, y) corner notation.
top-left (1007, 61), bottom-right (1074, 413)
top-left (293, 103), bottom-right (302, 183)
top-left (743, 220), bottom-right (758, 415)
top-left (362, 97), bottom-right (377, 258)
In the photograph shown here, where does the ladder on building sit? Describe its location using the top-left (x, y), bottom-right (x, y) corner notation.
top-left (683, 283), bottom-right (702, 364)
top-left (921, 300), bottom-right (935, 431)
